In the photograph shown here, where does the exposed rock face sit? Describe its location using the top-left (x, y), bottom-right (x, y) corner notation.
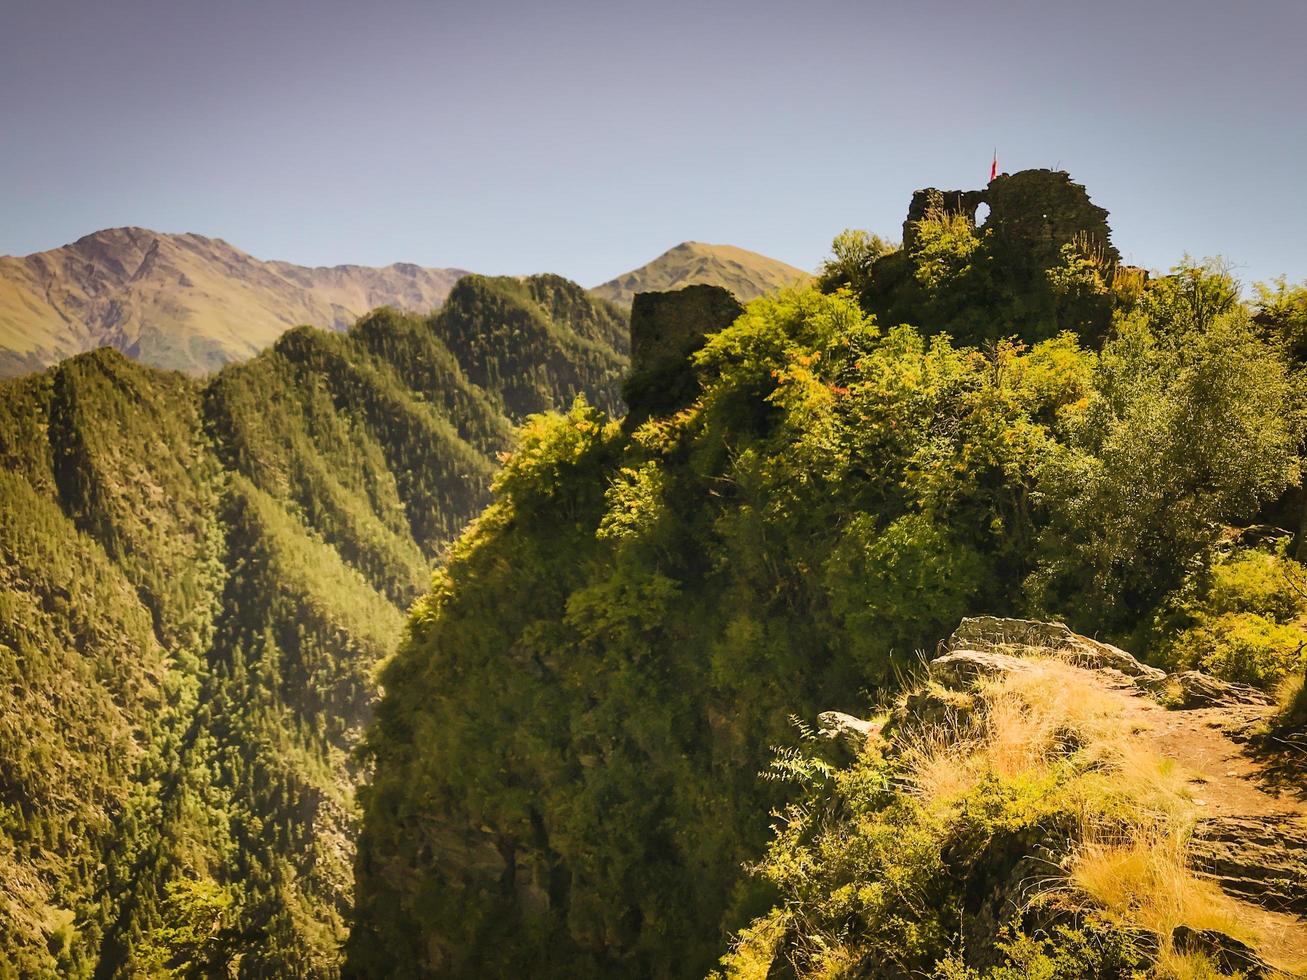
top-left (623, 284), bottom-right (743, 423)
top-left (812, 621), bottom-right (1306, 979)
top-left (1190, 816), bottom-right (1307, 914)
top-left (817, 710), bottom-right (879, 752)
top-left (928, 649), bottom-right (1035, 689)
top-left (947, 616), bottom-right (1167, 682)
top-left (1162, 671), bottom-right (1277, 709)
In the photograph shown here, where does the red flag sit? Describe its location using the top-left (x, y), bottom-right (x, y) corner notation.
top-left (990, 151), bottom-right (998, 182)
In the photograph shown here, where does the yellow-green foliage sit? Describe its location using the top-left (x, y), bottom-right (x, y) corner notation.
top-left (716, 661), bottom-right (1259, 979)
top-left (912, 208), bottom-right (984, 298)
top-left (1275, 672), bottom-right (1307, 730)
top-left (353, 277), bottom-right (1302, 977)
top-left (1032, 284), bottom-right (1302, 633)
top-left (1159, 548), bottom-right (1307, 688)
top-left (1254, 276), bottom-right (1307, 360)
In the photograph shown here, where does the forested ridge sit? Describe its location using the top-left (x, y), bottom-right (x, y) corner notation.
top-left (352, 173), bottom-right (1307, 979)
top-left (0, 274), bottom-right (627, 976)
top-left (5, 171), bottom-right (1307, 979)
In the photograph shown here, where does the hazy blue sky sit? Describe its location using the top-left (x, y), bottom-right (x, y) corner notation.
top-left (2, 0), bottom-right (1304, 287)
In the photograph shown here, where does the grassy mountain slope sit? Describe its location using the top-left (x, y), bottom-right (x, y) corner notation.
top-left (590, 241), bottom-right (810, 308)
top-left (0, 275), bottom-right (625, 976)
top-left (0, 228), bottom-right (468, 376)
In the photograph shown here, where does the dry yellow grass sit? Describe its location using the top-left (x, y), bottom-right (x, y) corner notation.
top-left (889, 657), bottom-right (1303, 971)
top-left (1275, 671), bottom-right (1306, 723)
top-left (898, 719), bottom-right (981, 801)
top-left (1072, 833), bottom-right (1252, 943)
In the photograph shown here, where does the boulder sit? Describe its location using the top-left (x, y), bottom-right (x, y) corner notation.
top-left (1160, 671), bottom-right (1276, 709)
top-left (892, 683), bottom-right (977, 730)
top-left (929, 649), bottom-right (1034, 691)
top-left (948, 616), bottom-right (1167, 683)
top-left (816, 711), bottom-right (879, 752)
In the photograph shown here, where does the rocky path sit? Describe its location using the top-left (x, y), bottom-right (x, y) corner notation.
top-left (941, 617), bottom-right (1307, 977)
top-left (1126, 692), bottom-right (1307, 974)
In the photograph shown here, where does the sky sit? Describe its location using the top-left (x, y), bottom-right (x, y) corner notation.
top-left (2, 0), bottom-right (1305, 288)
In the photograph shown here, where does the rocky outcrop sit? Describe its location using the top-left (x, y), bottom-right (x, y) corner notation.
top-left (928, 649), bottom-right (1035, 689)
top-left (947, 616), bottom-right (1167, 683)
top-left (1190, 815), bottom-right (1307, 914)
top-left (1161, 671), bottom-right (1277, 709)
top-left (812, 619), bottom-right (1307, 978)
top-left (816, 710), bottom-right (880, 752)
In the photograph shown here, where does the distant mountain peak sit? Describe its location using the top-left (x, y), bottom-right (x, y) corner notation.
top-left (590, 241), bottom-right (810, 308)
top-left (0, 229), bottom-right (468, 377)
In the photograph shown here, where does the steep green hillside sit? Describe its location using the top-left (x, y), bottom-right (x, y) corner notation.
top-left (351, 178), bottom-right (1307, 978)
top-left (591, 241), bottom-right (810, 309)
top-left (0, 274), bottom-right (625, 976)
top-left (435, 275), bottom-right (628, 419)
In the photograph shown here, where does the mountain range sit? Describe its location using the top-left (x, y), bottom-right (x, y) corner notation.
top-left (0, 228), bottom-right (468, 377)
top-left (0, 231), bottom-right (808, 378)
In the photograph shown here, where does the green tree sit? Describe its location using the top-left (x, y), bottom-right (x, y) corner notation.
top-left (817, 228), bottom-right (895, 297)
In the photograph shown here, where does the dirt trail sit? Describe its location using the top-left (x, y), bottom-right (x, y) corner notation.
top-left (1095, 673), bottom-right (1307, 975)
top-left (1134, 700), bottom-right (1306, 820)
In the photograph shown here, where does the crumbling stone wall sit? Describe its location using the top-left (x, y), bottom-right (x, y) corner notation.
top-left (902, 170), bottom-right (1117, 266)
top-left (902, 187), bottom-right (989, 250)
top-left (984, 169), bottom-right (1119, 290)
top-left (624, 284), bottom-right (743, 423)
top-left (871, 169), bottom-right (1121, 344)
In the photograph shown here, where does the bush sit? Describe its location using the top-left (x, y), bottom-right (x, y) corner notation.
top-left (1154, 547), bottom-right (1307, 689)
top-left (1177, 612), bottom-right (1307, 688)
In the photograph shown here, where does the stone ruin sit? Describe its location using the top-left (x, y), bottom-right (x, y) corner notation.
top-left (902, 168), bottom-right (1120, 269)
top-left (623, 283), bottom-right (743, 424)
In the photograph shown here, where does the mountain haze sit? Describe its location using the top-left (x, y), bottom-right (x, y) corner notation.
top-left (589, 241), bottom-right (810, 308)
top-left (0, 228), bottom-right (468, 376)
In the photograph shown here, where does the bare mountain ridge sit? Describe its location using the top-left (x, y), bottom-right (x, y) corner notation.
top-left (0, 231), bottom-right (809, 378)
top-left (589, 240), bottom-right (811, 308)
top-left (0, 228), bottom-right (468, 376)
